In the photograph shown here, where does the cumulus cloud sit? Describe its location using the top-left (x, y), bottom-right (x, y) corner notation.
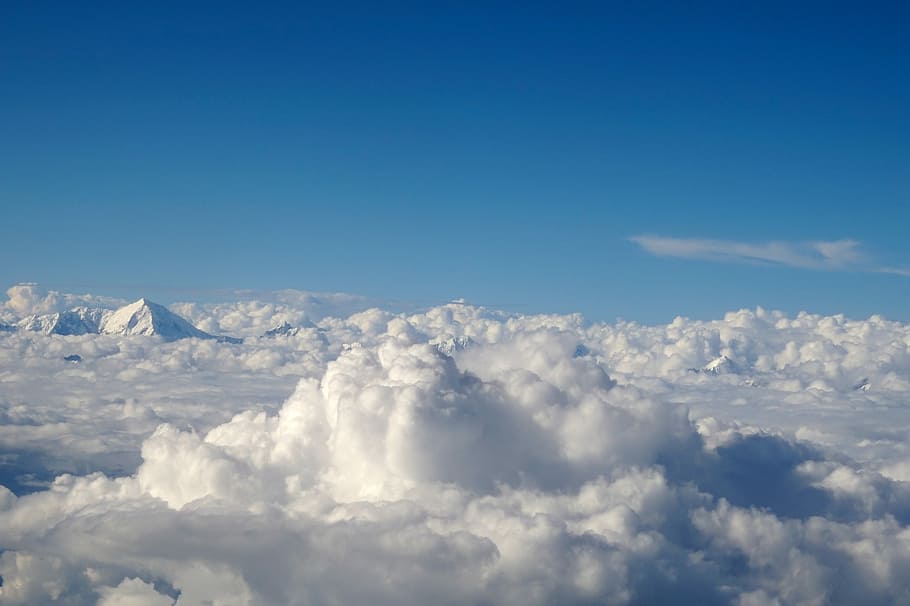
top-left (2, 287), bottom-right (910, 604)
top-left (170, 289), bottom-right (394, 338)
top-left (1, 284), bottom-right (125, 320)
top-left (630, 235), bottom-right (871, 271)
top-left (96, 578), bottom-right (175, 606)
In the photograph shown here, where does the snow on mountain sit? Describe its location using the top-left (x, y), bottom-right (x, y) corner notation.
top-left (262, 319), bottom-right (315, 337)
top-left (264, 321), bottom-right (300, 337)
top-left (7, 297), bottom-right (242, 343)
top-left (433, 335), bottom-right (473, 356)
top-left (16, 307), bottom-right (109, 336)
top-left (689, 354), bottom-right (740, 375)
top-left (99, 298), bottom-right (242, 343)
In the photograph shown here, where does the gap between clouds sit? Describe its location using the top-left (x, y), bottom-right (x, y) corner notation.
top-left (630, 235), bottom-right (910, 276)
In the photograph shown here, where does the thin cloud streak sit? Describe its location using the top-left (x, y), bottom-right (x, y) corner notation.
top-left (630, 235), bottom-right (870, 271)
top-left (876, 267), bottom-right (910, 278)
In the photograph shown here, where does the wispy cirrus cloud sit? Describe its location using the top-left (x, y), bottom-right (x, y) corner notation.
top-left (629, 235), bottom-right (879, 272)
top-left (877, 267), bottom-right (910, 278)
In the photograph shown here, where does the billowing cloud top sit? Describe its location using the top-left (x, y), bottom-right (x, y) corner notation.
top-left (1, 283), bottom-right (126, 320)
top-left (1, 286), bottom-right (910, 605)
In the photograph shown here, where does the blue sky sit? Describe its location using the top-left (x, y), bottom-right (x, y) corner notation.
top-left (2, 1), bottom-right (908, 322)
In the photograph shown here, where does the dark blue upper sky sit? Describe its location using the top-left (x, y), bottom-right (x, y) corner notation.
top-left (2, 1), bottom-right (908, 322)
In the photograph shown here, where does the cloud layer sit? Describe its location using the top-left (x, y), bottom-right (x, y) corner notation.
top-left (2, 286), bottom-right (910, 604)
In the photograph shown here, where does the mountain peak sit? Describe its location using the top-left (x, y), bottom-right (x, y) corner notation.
top-left (688, 354), bottom-right (740, 376)
top-left (100, 298), bottom-right (240, 343)
top-left (264, 321), bottom-right (299, 337)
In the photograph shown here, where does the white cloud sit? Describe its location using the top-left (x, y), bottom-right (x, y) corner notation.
top-left (1, 283), bottom-right (125, 322)
top-left (96, 578), bottom-right (175, 606)
top-left (630, 235), bottom-right (869, 271)
top-left (876, 267), bottom-right (910, 278)
top-left (1, 286), bottom-right (910, 603)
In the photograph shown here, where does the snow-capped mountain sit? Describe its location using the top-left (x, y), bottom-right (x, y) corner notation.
top-left (433, 335), bottom-right (473, 356)
top-left (262, 319), bottom-right (315, 337)
top-left (100, 298), bottom-right (241, 343)
top-left (690, 354), bottom-right (740, 375)
top-left (264, 321), bottom-right (300, 337)
top-left (7, 298), bottom-right (241, 342)
top-left (17, 307), bottom-right (109, 336)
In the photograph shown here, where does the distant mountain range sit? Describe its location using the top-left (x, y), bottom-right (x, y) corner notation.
top-left (17, 307), bottom-right (107, 336)
top-left (12, 298), bottom-right (241, 343)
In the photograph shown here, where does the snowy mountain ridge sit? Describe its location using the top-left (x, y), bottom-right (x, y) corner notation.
top-left (13, 298), bottom-right (241, 343)
top-left (17, 307), bottom-right (109, 336)
top-left (264, 321), bottom-right (300, 337)
top-left (688, 354), bottom-right (741, 375)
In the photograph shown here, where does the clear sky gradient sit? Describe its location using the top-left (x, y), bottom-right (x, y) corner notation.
top-left (2, 1), bottom-right (908, 322)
